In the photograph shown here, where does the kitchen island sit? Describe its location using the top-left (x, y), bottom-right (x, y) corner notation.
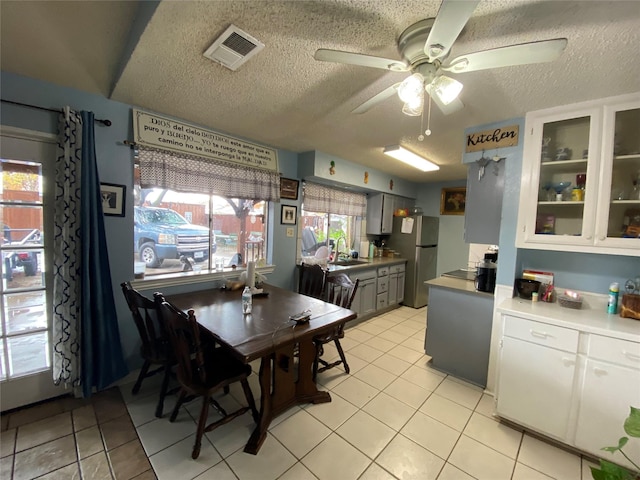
top-left (424, 274), bottom-right (494, 388)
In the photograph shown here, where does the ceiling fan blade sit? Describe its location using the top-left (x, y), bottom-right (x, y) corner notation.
top-left (424, 0), bottom-right (480, 61)
top-left (314, 49), bottom-right (410, 72)
top-left (441, 38), bottom-right (568, 73)
top-left (352, 83), bottom-right (401, 114)
top-left (425, 83), bottom-right (464, 115)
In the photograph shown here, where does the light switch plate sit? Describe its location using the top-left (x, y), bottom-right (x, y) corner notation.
top-left (286, 227), bottom-right (294, 237)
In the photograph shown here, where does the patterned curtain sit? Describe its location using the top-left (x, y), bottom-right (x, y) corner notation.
top-left (138, 146), bottom-right (281, 201)
top-left (303, 182), bottom-right (367, 216)
top-left (53, 108), bottom-right (128, 397)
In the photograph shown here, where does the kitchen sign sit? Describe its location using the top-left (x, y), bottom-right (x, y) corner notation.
top-left (465, 124), bottom-right (519, 153)
top-left (132, 109), bottom-right (278, 171)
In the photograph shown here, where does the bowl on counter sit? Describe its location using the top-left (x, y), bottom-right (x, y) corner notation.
top-left (515, 278), bottom-right (542, 299)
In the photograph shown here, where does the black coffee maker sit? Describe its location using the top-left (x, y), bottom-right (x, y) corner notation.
top-left (475, 253), bottom-right (497, 293)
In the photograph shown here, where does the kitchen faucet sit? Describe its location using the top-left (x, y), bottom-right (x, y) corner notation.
top-left (332, 234), bottom-right (349, 262)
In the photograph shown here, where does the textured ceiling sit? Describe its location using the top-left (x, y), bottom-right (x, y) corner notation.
top-left (2, 0), bottom-right (639, 183)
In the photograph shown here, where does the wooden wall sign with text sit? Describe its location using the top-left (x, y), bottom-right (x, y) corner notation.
top-left (465, 124), bottom-right (519, 153)
top-left (132, 109), bottom-right (278, 171)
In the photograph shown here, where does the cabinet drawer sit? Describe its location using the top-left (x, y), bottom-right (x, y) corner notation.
top-left (503, 315), bottom-right (579, 353)
top-left (377, 277), bottom-right (388, 293)
top-left (391, 264), bottom-right (405, 274)
top-left (350, 269), bottom-right (377, 281)
top-left (377, 294), bottom-right (387, 310)
top-left (588, 335), bottom-right (640, 369)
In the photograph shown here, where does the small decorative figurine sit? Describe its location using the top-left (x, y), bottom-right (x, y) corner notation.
top-left (364, 171), bottom-right (369, 184)
top-left (389, 179), bottom-right (394, 190)
top-left (329, 161), bottom-right (335, 175)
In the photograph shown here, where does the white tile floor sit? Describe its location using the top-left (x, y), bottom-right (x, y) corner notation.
top-left (120, 306), bottom-right (599, 480)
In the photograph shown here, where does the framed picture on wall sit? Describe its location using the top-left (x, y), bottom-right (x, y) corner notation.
top-left (100, 183), bottom-right (126, 217)
top-left (281, 205), bottom-right (297, 225)
top-left (440, 187), bottom-right (466, 215)
top-left (280, 178), bottom-right (299, 200)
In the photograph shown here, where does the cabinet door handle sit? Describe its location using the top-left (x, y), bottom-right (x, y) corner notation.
top-left (623, 350), bottom-right (640, 362)
top-left (529, 329), bottom-right (551, 339)
top-left (562, 357), bottom-right (575, 367)
top-left (585, 235), bottom-right (592, 240)
top-left (599, 236), bottom-right (606, 241)
top-left (593, 367), bottom-right (608, 376)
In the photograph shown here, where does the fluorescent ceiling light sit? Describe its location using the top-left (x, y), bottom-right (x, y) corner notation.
top-left (383, 145), bottom-right (440, 172)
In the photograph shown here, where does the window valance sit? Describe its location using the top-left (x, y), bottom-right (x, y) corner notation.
top-left (138, 146), bottom-right (280, 201)
top-left (303, 182), bottom-right (367, 216)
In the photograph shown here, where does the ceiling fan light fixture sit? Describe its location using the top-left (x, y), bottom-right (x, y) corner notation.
top-left (431, 75), bottom-right (463, 105)
top-left (402, 100), bottom-right (423, 116)
top-left (397, 73), bottom-right (424, 104)
top-left (383, 145), bottom-right (440, 172)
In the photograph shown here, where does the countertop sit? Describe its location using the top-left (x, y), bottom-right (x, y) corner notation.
top-left (425, 276), bottom-right (494, 298)
top-left (498, 296), bottom-right (640, 342)
top-left (323, 256), bottom-right (407, 273)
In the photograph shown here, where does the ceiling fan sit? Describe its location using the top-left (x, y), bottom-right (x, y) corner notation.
top-left (314, 0), bottom-right (568, 117)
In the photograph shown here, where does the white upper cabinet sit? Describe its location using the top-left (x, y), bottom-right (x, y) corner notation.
top-left (516, 92), bottom-right (640, 255)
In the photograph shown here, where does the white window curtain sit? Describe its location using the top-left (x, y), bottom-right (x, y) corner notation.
top-left (138, 146), bottom-right (281, 201)
top-left (303, 182), bottom-right (367, 216)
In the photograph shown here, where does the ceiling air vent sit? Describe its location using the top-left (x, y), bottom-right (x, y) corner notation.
top-left (203, 24), bottom-right (265, 71)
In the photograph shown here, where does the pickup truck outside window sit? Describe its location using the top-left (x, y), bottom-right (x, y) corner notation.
top-left (134, 185), bottom-right (268, 277)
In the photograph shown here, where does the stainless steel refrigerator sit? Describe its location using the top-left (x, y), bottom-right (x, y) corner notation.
top-left (387, 216), bottom-right (438, 308)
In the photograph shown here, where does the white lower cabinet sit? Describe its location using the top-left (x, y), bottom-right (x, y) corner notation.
top-left (574, 336), bottom-right (640, 470)
top-left (496, 311), bottom-right (640, 469)
top-left (497, 316), bottom-right (578, 441)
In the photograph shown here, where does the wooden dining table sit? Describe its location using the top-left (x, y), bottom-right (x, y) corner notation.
top-left (167, 283), bottom-right (357, 454)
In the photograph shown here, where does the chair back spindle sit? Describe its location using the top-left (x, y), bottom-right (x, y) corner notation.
top-left (325, 273), bottom-right (359, 309)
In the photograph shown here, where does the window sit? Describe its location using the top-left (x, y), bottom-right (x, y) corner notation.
top-left (133, 184), bottom-right (268, 277)
top-left (300, 209), bottom-right (359, 261)
top-left (1, 158), bottom-right (48, 379)
top-left (300, 182), bottom-right (366, 262)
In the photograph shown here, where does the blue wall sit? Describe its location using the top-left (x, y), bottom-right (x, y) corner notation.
top-left (416, 180), bottom-right (469, 277)
top-left (3, 69), bottom-right (636, 372)
top-left (0, 71), bottom-right (301, 367)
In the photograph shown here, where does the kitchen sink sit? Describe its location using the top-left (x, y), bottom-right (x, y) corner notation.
top-left (332, 259), bottom-right (369, 266)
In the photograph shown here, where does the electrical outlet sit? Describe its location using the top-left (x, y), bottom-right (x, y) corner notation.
top-left (286, 227), bottom-right (294, 237)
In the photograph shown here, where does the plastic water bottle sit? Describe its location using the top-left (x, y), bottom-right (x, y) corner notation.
top-left (607, 282), bottom-right (619, 314)
top-left (242, 286), bottom-right (252, 314)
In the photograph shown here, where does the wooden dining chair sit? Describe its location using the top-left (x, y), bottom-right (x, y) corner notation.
top-left (313, 273), bottom-right (359, 379)
top-left (121, 282), bottom-right (175, 418)
top-left (154, 293), bottom-right (259, 460)
top-left (298, 263), bottom-right (328, 299)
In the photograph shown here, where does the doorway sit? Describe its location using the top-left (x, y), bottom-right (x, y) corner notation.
top-left (0, 126), bottom-right (64, 411)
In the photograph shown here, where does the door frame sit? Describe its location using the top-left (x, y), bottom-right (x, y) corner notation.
top-left (1, 125), bottom-right (65, 412)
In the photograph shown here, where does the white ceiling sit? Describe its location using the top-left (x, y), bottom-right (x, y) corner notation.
top-left (1, 0), bottom-right (639, 182)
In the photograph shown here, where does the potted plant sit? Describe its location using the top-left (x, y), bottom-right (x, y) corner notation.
top-left (591, 406), bottom-right (640, 480)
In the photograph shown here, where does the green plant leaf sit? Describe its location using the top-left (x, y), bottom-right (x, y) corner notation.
top-left (591, 460), bottom-right (637, 480)
top-left (623, 407), bottom-right (640, 438)
top-left (602, 437), bottom-right (628, 454)
top-left (589, 465), bottom-right (609, 480)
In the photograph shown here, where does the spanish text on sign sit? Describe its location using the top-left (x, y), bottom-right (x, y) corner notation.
top-left (132, 109), bottom-right (278, 171)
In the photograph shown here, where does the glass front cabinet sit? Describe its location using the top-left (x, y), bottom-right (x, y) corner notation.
top-left (516, 93), bottom-right (640, 256)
